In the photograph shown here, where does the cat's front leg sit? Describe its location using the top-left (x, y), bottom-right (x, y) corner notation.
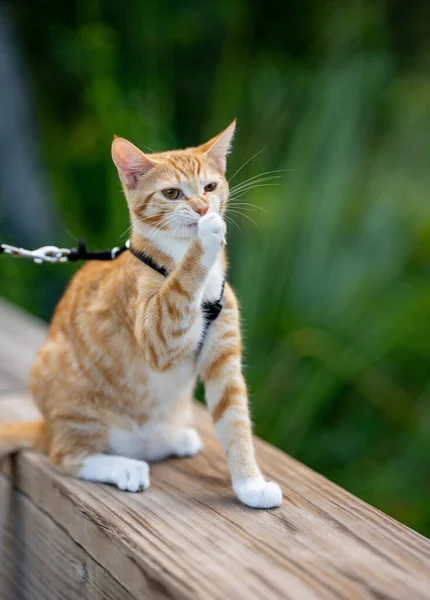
top-left (136, 213), bottom-right (225, 371)
top-left (78, 454), bottom-right (150, 492)
top-left (197, 212), bottom-right (226, 269)
top-left (199, 285), bottom-right (282, 509)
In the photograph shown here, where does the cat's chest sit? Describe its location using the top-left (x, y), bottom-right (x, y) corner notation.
top-left (146, 359), bottom-right (196, 405)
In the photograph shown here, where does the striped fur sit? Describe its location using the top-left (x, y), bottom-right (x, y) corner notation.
top-left (2, 121), bottom-right (282, 508)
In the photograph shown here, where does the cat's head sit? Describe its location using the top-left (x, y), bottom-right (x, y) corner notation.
top-left (112, 121), bottom-right (235, 239)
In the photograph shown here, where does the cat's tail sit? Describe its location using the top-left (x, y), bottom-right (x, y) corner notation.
top-left (0, 420), bottom-right (46, 458)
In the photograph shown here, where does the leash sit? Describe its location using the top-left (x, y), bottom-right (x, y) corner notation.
top-left (0, 239), bottom-right (129, 264)
top-left (1, 238), bottom-right (225, 346)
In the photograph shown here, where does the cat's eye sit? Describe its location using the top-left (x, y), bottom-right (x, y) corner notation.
top-left (204, 182), bottom-right (217, 193)
top-left (162, 188), bottom-right (183, 200)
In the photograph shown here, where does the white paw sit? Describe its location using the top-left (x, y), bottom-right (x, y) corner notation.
top-left (233, 477), bottom-right (282, 509)
top-left (110, 457), bottom-right (150, 492)
top-left (172, 428), bottom-right (204, 458)
top-left (198, 213), bottom-right (226, 254)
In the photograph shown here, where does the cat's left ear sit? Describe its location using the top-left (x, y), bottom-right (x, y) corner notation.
top-left (198, 120), bottom-right (236, 173)
top-left (111, 137), bottom-right (157, 189)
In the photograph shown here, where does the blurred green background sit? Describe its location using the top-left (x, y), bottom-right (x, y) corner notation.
top-left (0, 0), bottom-right (429, 535)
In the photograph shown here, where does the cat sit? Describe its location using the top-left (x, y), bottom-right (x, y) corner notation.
top-left (0, 121), bottom-right (282, 509)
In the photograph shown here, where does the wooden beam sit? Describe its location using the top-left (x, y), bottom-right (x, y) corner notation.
top-left (1, 299), bottom-right (430, 599)
top-left (0, 475), bottom-right (135, 600)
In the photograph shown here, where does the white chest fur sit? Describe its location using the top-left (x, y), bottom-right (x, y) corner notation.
top-left (108, 359), bottom-right (197, 460)
top-left (147, 359), bottom-right (196, 405)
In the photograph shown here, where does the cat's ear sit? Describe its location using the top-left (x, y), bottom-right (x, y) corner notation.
top-left (111, 137), bottom-right (157, 189)
top-left (198, 120), bottom-right (236, 172)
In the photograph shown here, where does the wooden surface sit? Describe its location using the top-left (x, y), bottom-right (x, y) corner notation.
top-left (1, 298), bottom-right (430, 600)
top-left (0, 475), bottom-right (135, 600)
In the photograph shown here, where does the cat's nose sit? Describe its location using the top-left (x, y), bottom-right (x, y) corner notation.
top-left (194, 205), bottom-right (209, 216)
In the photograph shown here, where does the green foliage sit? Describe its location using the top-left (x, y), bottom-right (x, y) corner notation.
top-left (2, 0), bottom-right (430, 534)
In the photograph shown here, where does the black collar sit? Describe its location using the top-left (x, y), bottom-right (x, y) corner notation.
top-left (129, 247), bottom-right (168, 277)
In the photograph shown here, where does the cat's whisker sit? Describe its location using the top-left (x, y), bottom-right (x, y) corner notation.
top-left (228, 206), bottom-right (251, 212)
top-left (230, 168), bottom-right (289, 185)
top-left (228, 201), bottom-right (267, 212)
top-left (144, 217), bottom-right (169, 237)
top-left (229, 171), bottom-right (287, 194)
top-left (227, 208), bottom-right (260, 229)
top-left (151, 219), bottom-right (176, 240)
top-left (229, 177), bottom-right (283, 195)
top-left (139, 213), bottom-right (171, 226)
top-left (163, 213), bottom-right (193, 240)
top-left (230, 176), bottom-right (286, 191)
top-left (117, 224), bottom-right (134, 242)
top-left (144, 214), bottom-right (178, 243)
top-left (223, 213), bottom-right (242, 233)
top-left (229, 183), bottom-right (286, 200)
top-left (213, 157), bottom-right (272, 199)
top-left (227, 147), bottom-right (269, 184)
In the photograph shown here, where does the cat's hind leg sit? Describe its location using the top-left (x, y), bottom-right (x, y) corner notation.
top-left (145, 426), bottom-right (203, 461)
top-left (169, 427), bottom-right (203, 458)
top-left (48, 416), bottom-right (150, 492)
top-left (109, 422), bottom-right (203, 462)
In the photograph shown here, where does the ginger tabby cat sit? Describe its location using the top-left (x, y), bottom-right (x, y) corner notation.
top-left (0, 121), bottom-right (282, 508)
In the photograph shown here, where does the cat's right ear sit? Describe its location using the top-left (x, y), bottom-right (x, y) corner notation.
top-left (111, 137), bottom-right (157, 189)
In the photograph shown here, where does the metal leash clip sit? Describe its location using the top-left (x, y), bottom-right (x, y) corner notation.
top-left (0, 243), bottom-right (71, 264)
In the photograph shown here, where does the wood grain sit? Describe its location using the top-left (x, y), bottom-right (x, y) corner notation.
top-left (0, 475), bottom-right (135, 600)
top-left (1, 298), bottom-right (430, 599)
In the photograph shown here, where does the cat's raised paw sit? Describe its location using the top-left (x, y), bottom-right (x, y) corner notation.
top-left (110, 457), bottom-right (150, 492)
top-left (172, 427), bottom-right (204, 458)
top-left (198, 212), bottom-right (226, 253)
top-left (233, 477), bottom-right (282, 509)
